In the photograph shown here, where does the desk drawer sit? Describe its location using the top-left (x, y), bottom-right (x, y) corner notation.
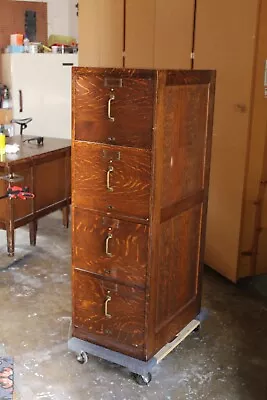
top-left (73, 270), bottom-right (145, 354)
top-left (73, 71), bottom-right (154, 149)
top-left (73, 208), bottom-right (148, 287)
top-left (72, 142), bottom-right (151, 219)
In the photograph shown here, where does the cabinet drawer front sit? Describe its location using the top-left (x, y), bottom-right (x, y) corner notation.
top-left (73, 72), bottom-right (154, 149)
top-left (73, 208), bottom-right (148, 287)
top-left (72, 142), bottom-right (151, 219)
top-left (73, 271), bottom-right (145, 351)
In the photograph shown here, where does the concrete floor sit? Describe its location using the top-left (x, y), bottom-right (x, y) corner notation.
top-left (0, 211), bottom-right (267, 400)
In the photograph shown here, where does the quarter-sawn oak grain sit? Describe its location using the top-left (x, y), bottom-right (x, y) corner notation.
top-left (71, 68), bottom-right (216, 361)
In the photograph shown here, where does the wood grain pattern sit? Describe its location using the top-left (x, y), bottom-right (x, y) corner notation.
top-left (0, 136), bottom-right (71, 167)
top-left (0, 0), bottom-right (47, 53)
top-left (72, 141), bottom-right (151, 219)
top-left (71, 68), bottom-right (216, 362)
top-left (73, 270), bottom-right (145, 357)
top-left (0, 136), bottom-right (71, 255)
top-left (73, 68), bottom-right (155, 148)
top-left (156, 205), bottom-right (202, 332)
top-left (144, 70), bottom-right (215, 359)
top-left (34, 156), bottom-right (68, 211)
top-left (161, 84), bottom-right (209, 208)
top-left (73, 208), bottom-right (148, 287)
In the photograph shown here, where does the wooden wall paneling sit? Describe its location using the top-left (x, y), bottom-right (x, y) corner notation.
top-left (194, 0), bottom-right (259, 282)
top-left (124, 0), bottom-right (155, 69)
top-left (78, 0), bottom-right (124, 68)
top-left (0, 1), bottom-right (47, 51)
top-left (13, 1), bottom-right (48, 45)
top-left (154, 0), bottom-right (195, 70)
top-left (239, 0), bottom-right (267, 277)
top-left (0, 0), bottom-right (12, 52)
top-left (0, 0), bottom-right (47, 79)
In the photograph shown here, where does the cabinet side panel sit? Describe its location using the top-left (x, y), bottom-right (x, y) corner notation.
top-left (156, 205), bottom-right (202, 331)
top-left (147, 72), bottom-right (215, 358)
top-left (161, 84), bottom-right (208, 208)
top-left (194, 0), bottom-right (258, 281)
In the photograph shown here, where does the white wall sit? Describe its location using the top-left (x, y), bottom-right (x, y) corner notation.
top-left (68, 0), bottom-right (79, 39)
top-left (16, 0), bottom-right (78, 39)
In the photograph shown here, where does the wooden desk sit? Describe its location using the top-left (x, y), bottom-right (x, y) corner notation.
top-left (0, 136), bottom-right (71, 256)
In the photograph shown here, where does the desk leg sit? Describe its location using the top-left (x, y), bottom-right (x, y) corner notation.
top-left (29, 220), bottom-right (38, 246)
top-left (62, 205), bottom-right (70, 228)
top-left (6, 223), bottom-right (15, 257)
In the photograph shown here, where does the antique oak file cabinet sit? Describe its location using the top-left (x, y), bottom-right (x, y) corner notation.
top-left (69, 67), bottom-right (215, 380)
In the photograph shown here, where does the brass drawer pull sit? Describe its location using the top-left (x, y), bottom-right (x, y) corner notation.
top-left (107, 93), bottom-right (115, 122)
top-left (106, 165), bottom-right (114, 192)
top-left (105, 233), bottom-right (113, 257)
top-left (104, 292), bottom-right (112, 318)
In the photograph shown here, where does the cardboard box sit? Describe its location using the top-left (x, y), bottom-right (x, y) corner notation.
top-left (0, 109), bottom-right (12, 125)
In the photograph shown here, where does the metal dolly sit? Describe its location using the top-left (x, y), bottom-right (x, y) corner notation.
top-left (68, 311), bottom-right (206, 385)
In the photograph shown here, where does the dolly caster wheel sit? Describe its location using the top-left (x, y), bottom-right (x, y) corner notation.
top-left (77, 350), bottom-right (88, 364)
top-left (132, 372), bottom-right (152, 386)
top-left (193, 324), bottom-right (201, 333)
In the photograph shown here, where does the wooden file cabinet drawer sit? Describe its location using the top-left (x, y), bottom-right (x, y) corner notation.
top-left (73, 270), bottom-right (145, 358)
top-left (72, 141), bottom-right (151, 219)
top-left (73, 68), bottom-right (154, 149)
top-left (73, 208), bottom-right (148, 287)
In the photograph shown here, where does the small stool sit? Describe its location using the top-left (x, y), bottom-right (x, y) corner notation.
top-left (11, 118), bottom-right (32, 135)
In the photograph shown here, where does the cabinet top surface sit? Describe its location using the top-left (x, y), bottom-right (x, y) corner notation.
top-left (73, 67), bottom-right (216, 85)
top-left (0, 135), bottom-right (70, 166)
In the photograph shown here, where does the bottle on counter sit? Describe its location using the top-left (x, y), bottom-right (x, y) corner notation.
top-left (23, 36), bottom-right (30, 53)
top-left (0, 131), bottom-right (6, 155)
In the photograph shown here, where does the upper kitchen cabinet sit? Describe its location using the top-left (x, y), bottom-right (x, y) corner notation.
top-left (194, 0), bottom-right (267, 281)
top-left (124, 0), bottom-right (155, 68)
top-left (79, 0), bottom-right (124, 68)
top-left (78, 0), bottom-right (195, 69)
top-left (154, 0), bottom-right (195, 69)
